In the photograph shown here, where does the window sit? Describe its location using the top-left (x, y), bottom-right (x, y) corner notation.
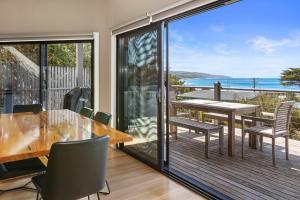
top-left (0, 41), bottom-right (93, 113)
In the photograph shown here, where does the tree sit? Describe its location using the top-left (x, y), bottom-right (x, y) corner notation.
top-left (169, 74), bottom-right (185, 86)
top-left (0, 44), bottom-right (40, 65)
top-left (169, 74), bottom-right (194, 93)
top-left (47, 44), bottom-right (76, 66)
top-left (0, 43), bottom-right (92, 68)
top-left (281, 68), bottom-right (300, 87)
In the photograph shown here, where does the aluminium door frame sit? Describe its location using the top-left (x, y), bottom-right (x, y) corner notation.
top-left (116, 21), bottom-right (165, 170)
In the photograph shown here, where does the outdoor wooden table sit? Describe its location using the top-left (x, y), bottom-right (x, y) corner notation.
top-left (171, 99), bottom-right (260, 156)
top-left (0, 109), bottom-right (133, 163)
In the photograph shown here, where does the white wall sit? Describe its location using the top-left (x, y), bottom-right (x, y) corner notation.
top-left (105, 0), bottom-right (182, 120)
top-left (0, 0), bottom-right (183, 113)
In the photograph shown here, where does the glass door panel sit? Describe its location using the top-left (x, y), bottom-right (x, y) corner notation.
top-left (0, 44), bottom-right (41, 113)
top-left (43, 42), bottom-right (93, 110)
top-left (0, 41), bottom-right (93, 114)
top-left (117, 23), bottom-right (163, 167)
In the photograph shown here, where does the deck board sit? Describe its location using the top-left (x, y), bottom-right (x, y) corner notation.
top-left (169, 128), bottom-right (300, 200)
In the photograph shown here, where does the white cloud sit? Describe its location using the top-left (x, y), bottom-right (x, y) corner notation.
top-left (170, 31), bottom-right (184, 43)
top-left (250, 36), bottom-right (290, 54)
top-left (250, 33), bottom-right (300, 55)
top-left (209, 25), bottom-right (224, 33)
top-left (169, 30), bottom-right (300, 78)
top-left (170, 41), bottom-right (300, 78)
top-left (214, 43), bottom-right (234, 55)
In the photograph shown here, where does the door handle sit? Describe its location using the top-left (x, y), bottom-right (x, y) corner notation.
top-left (156, 87), bottom-right (162, 103)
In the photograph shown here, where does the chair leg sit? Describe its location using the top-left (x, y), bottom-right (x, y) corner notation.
top-left (241, 131), bottom-right (245, 159)
top-left (260, 135), bottom-right (263, 151)
top-left (219, 128), bottom-right (224, 155)
top-left (88, 195), bottom-right (90, 200)
top-left (248, 133), bottom-right (252, 147)
top-left (189, 110), bottom-right (192, 134)
top-left (98, 179), bottom-right (111, 195)
top-left (36, 192), bottom-right (39, 200)
top-left (272, 138), bottom-right (276, 167)
top-left (97, 192), bottom-right (101, 200)
top-left (205, 133), bottom-right (210, 158)
top-left (285, 135), bottom-right (289, 160)
top-left (174, 126), bottom-right (178, 140)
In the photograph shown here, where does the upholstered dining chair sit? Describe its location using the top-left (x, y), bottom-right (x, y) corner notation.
top-left (13, 104), bottom-right (43, 114)
top-left (94, 112), bottom-right (112, 125)
top-left (79, 107), bottom-right (94, 119)
top-left (32, 136), bottom-right (109, 200)
top-left (0, 104), bottom-right (46, 191)
top-left (241, 101), bottom-right (295, 166)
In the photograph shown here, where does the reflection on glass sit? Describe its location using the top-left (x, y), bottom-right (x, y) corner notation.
top-left (43, 43), bottom-right (92, 110)
top-left (0, 44), bottom-right (40, 113)
top-left (118, 30), bottom-right (159, 164)
top-left (0, 42), bottom-right (93, 114)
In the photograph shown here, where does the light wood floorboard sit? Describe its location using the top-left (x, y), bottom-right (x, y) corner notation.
top-left (0, 147), bottom-right (204, 200)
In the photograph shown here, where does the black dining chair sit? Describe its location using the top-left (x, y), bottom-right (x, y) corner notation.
top-left (63, 87), bottom-right (92, 113)
top-left (93, 112), bottom-right (112, 125)
top-left (13, 104), bottom-right (43, 114)
top-left (32, 135), bottom-right (109, 200)
top-left (80, 107), bottom-right (94, 119)
top-left (11, 104), bottom-right (45, 178)
top-left (0, 104), bottom-right (46, 192)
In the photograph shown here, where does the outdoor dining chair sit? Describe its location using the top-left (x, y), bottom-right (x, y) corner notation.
top-left (241, 101), bottom-right (295, 166)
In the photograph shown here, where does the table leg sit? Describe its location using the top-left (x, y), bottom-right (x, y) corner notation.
top-left (249, 108), bottom-right (260, 149)
top-left (228, 112), bottom-right (236, 156)
top-left (170, 104), bottom-right (177, 139)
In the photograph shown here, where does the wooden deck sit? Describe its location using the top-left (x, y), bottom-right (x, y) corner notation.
top-left (169, 127), bottom-right (300, 200)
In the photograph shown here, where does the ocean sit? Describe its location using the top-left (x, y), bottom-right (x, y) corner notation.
top-left (183, 78), bottom-right (300, 91)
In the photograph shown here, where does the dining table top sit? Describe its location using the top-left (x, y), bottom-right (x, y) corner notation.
top-left (172, 99), bottom-right (259, 113)
top-left (0, 109), bottom-right (132, 163)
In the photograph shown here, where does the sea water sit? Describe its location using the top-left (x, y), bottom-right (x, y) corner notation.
top-left (183, 78), bottom-right (300, 90)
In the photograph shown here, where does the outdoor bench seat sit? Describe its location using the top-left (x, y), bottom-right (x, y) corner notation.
top-left (169, 116), bottom-right (224, 158)
top-left (203, 112), bottom-right (253, 125)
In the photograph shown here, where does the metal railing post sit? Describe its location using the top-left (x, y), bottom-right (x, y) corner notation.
top-left (214, 81), bottom-right (221, 101)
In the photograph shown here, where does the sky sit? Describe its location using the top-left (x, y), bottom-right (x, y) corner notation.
top-left (169, 0), bottom-right (300, 78)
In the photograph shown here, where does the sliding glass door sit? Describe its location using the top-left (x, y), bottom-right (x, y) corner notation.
top-left (0, 41), bottom-right (93, 114)
top-left (117, 23), bottom-right (164, 168)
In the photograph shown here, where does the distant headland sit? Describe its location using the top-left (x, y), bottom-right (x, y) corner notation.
top-left (170, 71), bottom-right (231, 79)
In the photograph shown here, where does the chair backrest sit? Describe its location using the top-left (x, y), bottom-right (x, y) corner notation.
top-left (63, 87), bottom-right (82, 111)
top-left (63, 87), bottom-right (92, 113)
top-left (13, 104), bottom-right (43, 114)
top-left (94, 112), bottom-right (112, 125)
top-left (42, 136), bottom-right (109, 200)
top-left (79, 107), bottom-right (94, 118)
top-left (274, 101), bottom-right (295, 134)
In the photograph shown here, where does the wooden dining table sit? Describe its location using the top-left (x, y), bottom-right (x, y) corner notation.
top-left (0, 109), bottom-right (133, 164)
top-left (171, 99), bottom-right (260, 156)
